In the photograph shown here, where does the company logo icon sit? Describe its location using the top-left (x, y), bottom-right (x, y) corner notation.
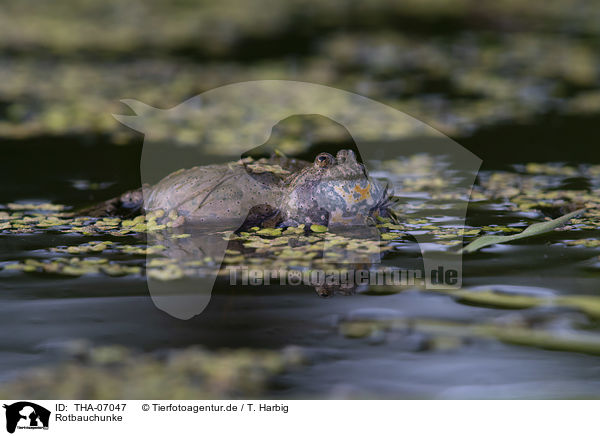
top-left (3, 402), bottom-right (50, 434)
top-left (114, 80), bottom-right (481, 320)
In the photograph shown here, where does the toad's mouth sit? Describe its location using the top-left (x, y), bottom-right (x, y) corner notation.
top-left (370, 183), bottom-right (399, 222)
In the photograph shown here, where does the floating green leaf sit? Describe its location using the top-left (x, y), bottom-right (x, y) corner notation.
top-left (460, 209), bottom-right (585, 253)
top-left (453, 289), bottom-right (542, 309)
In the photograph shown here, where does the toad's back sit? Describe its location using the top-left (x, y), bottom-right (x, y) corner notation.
top-left (144, 161), bottom-right (287, 223)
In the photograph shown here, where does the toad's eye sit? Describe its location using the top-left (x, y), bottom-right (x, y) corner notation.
top-left (315, 153), bottom-right (335, 168)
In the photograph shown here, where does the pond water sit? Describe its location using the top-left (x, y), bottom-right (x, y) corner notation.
top-left (1, 117), bottom-right (599, 399)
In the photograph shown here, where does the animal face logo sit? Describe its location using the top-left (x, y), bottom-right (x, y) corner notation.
top-left (114, 80), bottom-right (481, 320)
top-left (3, 402), bottom-right (50, 433)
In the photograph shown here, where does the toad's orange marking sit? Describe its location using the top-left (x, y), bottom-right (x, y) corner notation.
top-left (354, 183), bottom-right (370, 201)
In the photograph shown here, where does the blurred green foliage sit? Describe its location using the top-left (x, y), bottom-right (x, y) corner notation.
top-left (0, 0), bottom-right (598, 140)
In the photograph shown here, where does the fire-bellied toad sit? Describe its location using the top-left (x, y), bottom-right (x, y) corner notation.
top-left (85, 149), bottom-right (394, 229)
